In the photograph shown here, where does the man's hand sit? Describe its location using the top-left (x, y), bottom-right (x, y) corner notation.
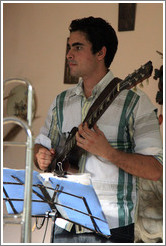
top-left (76, 123), bottom-right (162, 181)
top-left (34, 144), bottom-right (55, 171)
top-left (76, 122), bottom-right (111, 159)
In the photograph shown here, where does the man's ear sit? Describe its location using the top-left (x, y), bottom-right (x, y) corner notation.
top-left (97, 46), bottom-right (107, 60)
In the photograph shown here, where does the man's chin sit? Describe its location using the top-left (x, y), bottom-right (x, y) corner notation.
top-left (70, 72), bottom-right (80, 78)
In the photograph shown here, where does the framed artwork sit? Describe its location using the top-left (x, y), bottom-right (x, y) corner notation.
top-left (118, 3), bottom-right (136, 31)
top-left (64, 38), bottom-right (79, 84)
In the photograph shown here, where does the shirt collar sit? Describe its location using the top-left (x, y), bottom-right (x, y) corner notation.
top-left (92, 70), bottom-right (114, 98)
top-left (69, 70), bottom-right (114, 98)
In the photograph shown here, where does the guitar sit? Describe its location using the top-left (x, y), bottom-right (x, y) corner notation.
top-left (48, 61), bottom-right (153, 174)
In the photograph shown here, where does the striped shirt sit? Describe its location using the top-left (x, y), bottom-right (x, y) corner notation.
top-left (35, 70), bottom-right (163, 230)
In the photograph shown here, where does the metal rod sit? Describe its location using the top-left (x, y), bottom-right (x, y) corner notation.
top-left (3, 141), bottom-right (27, 147)
top-left (3, 214), bottom-right (23, 224)
top-left (3, 117), bottom-right (34, 243)
top-left (3, 78), bottom-right (34, 243)
top-left (21, 132), bottom-right (34, 243)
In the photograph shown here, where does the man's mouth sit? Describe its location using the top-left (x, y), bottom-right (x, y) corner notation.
top-left (68, 61), bottom-right (77, 67)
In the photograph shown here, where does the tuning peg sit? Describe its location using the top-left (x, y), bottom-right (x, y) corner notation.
top-left (133, 86), bottom-right (137, 91)
top-left (146, 78), bottom-right (149, 85)
top-left (139, 82), bottom-right (144, 88)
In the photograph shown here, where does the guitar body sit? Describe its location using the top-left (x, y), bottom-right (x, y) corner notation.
top-left (68, 145), bottom-right (84, 170)
top-left (48, 127), bottom-right (83, 173)
top-left (49, 144), bottom-right (82, 173)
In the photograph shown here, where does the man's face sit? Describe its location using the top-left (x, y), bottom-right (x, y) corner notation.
top-left (67, 31), bottom-right (99, 79)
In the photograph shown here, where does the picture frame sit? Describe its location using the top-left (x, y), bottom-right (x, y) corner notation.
top-left (118, 3), bottom-right (136, 31)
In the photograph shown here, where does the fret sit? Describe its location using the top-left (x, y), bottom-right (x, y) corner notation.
top-left (117, 83), bottom-right (120, 92)
top-left (87, 116), bottom-right (92, 126)
top-left (93, 110), bottom-right (98, 119)
top-left (106, 96), bottom-right (110, 103)
top-left (99, 104), bottom-right (104, 112)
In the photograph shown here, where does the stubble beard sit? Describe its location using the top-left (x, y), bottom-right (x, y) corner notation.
top-left (69, 67), bottom-right (81, 78)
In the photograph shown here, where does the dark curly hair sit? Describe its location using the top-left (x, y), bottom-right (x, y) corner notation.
top-left (69, 16), bottom-right (118, 68)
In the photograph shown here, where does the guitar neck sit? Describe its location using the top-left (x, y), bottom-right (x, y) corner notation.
top-left (83, 77), bottom-right (122, 128)
top-left (84, 61), bottom-right (153, 128)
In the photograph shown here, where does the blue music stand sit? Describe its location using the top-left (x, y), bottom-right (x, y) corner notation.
top-left (3, 168), bottom-right (111, 240)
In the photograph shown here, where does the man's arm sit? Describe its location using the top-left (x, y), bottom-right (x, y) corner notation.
top-left (105, 147), bottom-right (162, 181)
top-left (34, 143), bottom-right (55, 171)
top-left (76, 123), bottom-right (162, 181)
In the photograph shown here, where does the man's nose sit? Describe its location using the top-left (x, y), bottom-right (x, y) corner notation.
top-left (66, 49), bottom-right (73, 60)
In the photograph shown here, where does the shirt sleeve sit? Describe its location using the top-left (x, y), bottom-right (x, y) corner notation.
top-left (35, 99), bottom-right (61, 149)
top-left (133, 91), bottom-right (163, 165)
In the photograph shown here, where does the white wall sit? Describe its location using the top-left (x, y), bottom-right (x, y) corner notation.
top-left (3, 2), bottom-right (163, 243)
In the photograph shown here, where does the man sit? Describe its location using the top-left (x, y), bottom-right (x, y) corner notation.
top-left (34, 17), bottom-right (163, 243)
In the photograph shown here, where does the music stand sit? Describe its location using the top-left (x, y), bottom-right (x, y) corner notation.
top-left (3, 169), bottom-right (111, 242)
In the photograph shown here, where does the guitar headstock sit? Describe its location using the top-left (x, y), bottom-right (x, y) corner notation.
top-left (123, 61), bottom-right (153, 90)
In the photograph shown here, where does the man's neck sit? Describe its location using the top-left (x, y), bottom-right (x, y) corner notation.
top-left (83, 68), bottom-right (108, 98)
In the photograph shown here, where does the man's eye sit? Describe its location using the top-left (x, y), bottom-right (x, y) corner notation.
top-left (76, 46), bottom-right (82, 50)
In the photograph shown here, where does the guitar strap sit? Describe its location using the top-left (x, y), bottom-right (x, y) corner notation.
top-left (83, 77), bottom-right (122, 128)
